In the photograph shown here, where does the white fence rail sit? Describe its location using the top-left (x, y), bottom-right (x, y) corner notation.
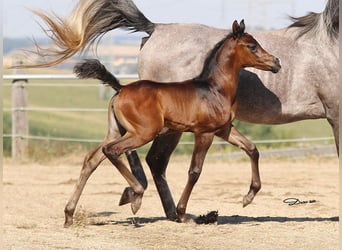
top-left (2, 133), bottom-right (335, 145)
top-left (3, 74), bottom-right (137, 159)
top-left (3, 74), bottom-right (138, 80)
top-left (3, 74), bottom-right (336, 159)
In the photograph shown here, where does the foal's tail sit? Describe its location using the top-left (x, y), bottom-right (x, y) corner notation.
top-left (16, 0), bottom-right (155, 68)
top-left (74, 59), bottom-right (121, 91)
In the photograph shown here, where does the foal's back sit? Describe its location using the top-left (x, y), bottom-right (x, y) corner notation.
top-left (114, 79), bottom-right (230, 133)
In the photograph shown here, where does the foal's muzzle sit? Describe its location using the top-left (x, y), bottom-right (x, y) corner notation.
top-left (271, 58), bottom-right (281, 73)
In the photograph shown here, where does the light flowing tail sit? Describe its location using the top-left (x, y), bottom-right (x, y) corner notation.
top-left (17, 0), bottom-right (154, 68)
top-left (74, 59), bottom-right (121, 91)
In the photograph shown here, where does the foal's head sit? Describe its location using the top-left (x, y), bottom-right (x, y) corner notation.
top-left (228, 20), bottom-right (281, 73)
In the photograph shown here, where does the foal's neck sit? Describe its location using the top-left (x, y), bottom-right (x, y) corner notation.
top-left (207, 40), bottom-right (241, 97)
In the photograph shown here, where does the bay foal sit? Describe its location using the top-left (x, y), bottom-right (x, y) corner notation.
top-left (65, 20), bottom-right (280, 226)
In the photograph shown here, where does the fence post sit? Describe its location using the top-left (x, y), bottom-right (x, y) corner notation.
top-left (11, 68), bottom-right (29, 159)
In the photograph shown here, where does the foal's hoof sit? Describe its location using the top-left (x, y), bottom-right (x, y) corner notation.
top-left (64, 217), bottom-right (73, 228)
top-left (242, 193), bottom-right (254, 207)
top-left (64, 208), bottom-right (74, 228)
top-left (119, 187), bottom-right (143, 214)
top-left (131, 194), bottom-right (142, 215)
top-left (119, 187), bottom-right (134, 206)
top-left (176, 214), bottom-right (192, 223)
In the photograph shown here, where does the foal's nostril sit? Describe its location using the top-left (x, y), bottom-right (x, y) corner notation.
top-left (270, 57), bottom-right (281, 73)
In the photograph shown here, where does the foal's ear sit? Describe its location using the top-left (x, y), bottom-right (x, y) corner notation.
top-left (239, 19), bottom-right (245, 33)
top-left (232, 20), bottom-right (239, 39)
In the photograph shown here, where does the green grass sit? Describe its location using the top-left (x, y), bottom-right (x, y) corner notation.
top-left (272, 120), bottom-right (333, 138)
top-left (3, 75), bottom-right (335, 160)
top-left (3, 78), bottom-right (108, 157)
top-left (235, 119), bottom-right (333, 140)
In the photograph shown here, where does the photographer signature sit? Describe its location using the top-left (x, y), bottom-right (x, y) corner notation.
top-left (283, 198), bottom-right (316, 206)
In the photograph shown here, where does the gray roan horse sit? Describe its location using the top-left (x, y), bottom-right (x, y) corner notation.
top-left (22, 0), bottom-right (338, 221)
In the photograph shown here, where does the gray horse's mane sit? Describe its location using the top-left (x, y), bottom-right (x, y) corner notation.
top-left (288, 0), bottom-right (338, 40)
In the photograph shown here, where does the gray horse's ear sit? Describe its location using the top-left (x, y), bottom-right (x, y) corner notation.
top-left (239, 19), bottom-right (245, 34)
top-left (232, 20), bottom-right (239, 38)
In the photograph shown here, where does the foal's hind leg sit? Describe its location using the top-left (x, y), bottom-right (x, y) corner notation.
top-left (216, 125), bottom-right (261, 207)
top-left (102, 133), bottom-right (150, 214)
top-left (64, 143), bottom-right (107, 228)
top-left (116, 115), bottom-right (148, 190)
top-left (119, 150), bottom-right (148, 207)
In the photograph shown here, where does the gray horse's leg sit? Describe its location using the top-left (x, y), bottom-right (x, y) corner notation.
top-left (319, 88), bottom-right (339, 155)
top-left (125, 150), bottom-right (148, 189)
top-left (64, 144), bottom-right (107, 227)
top-left (327, 117), bottom-right (339, 156)
top-left (145, 131), bottom-right (182, 221)
top-left (215, 125), bottom-right (261, 207)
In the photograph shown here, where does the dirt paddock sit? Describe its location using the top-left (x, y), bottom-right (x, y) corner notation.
top-left (3, 156), bottom-right (339, 249)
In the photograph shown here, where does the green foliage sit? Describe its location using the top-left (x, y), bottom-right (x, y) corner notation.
top-left (233, 120), bottom-right (273, 139)
top-left (233, 119), bottom-right (333, 149)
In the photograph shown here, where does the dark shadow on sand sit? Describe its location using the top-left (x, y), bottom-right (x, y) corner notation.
top-left (217, 215), bottom-right (339, 224)
top-left (88, 211), bottom-right (338, 227)
top-left (89, 211), bottom-right (118, 218)
top-left (89, 213), bottom-right (167, 227)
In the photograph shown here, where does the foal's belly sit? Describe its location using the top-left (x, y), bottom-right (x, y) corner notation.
top-left (164, 110), bottom-right (232, 134)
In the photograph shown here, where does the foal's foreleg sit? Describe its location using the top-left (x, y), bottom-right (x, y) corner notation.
top-left (216, 125), bottom-right (261, 207)
top-left (64, 144), bottom-right (107, 228)
top-left (177, 133), bottom-right (214, 222)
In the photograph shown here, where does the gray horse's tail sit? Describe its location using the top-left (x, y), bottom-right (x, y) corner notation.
top-left (74, 59), bottom-right (122, 91)
top-left (16, 0), bottom-right (155, 68)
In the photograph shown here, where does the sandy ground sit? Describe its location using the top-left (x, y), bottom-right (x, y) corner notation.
top-left (3, 156), bottom-right (339, 250)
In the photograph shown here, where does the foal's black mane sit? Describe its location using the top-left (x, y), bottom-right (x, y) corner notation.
top-left (288, 0), bottom-right (338, 40)
top-left (194, 32), bottom-right (235, 81)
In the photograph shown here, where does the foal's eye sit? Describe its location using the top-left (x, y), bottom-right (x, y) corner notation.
top-left (247, 44), bottom-right (257, 52)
